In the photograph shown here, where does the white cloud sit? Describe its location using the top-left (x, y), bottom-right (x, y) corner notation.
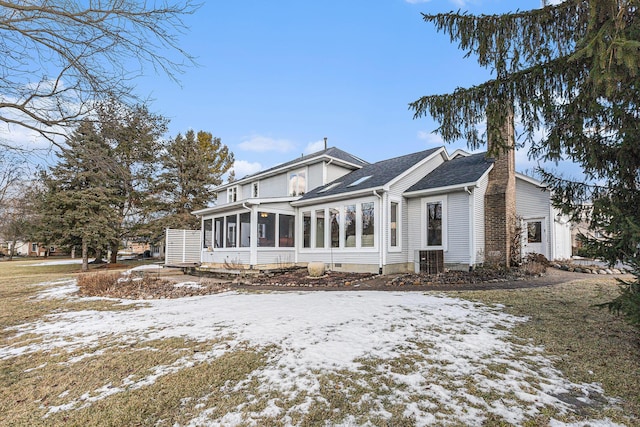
top-left (417, 130), bottom-right (444, 146)
top-left (238, 135), bottom-right (296, 153)
top-left (304, 139), bottom-right (326, 154)
top-left (232, 160), bottom-right (263, 178)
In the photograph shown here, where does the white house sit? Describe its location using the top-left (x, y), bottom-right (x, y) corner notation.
top-left (190, 144), bottom-right (571, 274)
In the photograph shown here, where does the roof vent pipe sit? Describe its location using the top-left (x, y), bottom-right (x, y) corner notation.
top-left (324, 137), bottom-right (327, 150)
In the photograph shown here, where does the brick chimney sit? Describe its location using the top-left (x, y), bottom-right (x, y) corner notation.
top-left (484, 107), bottom-right (517, 267)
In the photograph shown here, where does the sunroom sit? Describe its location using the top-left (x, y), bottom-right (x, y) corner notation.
top-left (195, 201), bottom-right (297, 269)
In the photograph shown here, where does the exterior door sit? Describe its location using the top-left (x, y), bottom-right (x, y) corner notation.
top-left (523, 218), bottom-right (546, 258)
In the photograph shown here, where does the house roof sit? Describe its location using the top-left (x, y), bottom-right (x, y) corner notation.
top-left (405, 152), bottom-right (494, 193)
top-left (298, 147), bottom-right (442, 202)
top-left (214, 146), bottom-right (368, 192)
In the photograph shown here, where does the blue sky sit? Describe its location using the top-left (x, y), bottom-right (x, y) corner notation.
top-left (44, 0), bottom-right (575, 178)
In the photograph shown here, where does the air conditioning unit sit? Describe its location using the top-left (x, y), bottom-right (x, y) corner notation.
top-left (416, 250), bottom-right (444, 274)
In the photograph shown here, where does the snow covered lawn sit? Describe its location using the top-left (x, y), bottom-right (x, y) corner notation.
top-left (0, 279), bottom-right (630, 426)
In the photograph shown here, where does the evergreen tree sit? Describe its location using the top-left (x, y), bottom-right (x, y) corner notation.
top-left (96, 101), bottom-right (169, 262)
top-left (40, 121), bottom-right (121, 271)
top-left (410, 1), bottom-right (640, 326)
top-left (151, 130), bottom-right (234, 233)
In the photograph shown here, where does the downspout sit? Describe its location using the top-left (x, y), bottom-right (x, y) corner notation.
top-left (465, 186), bottom-right (475, 270)
top-left (373, 190), bottom-right (384, 275)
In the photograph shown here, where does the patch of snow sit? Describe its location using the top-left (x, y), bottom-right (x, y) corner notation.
top-left (1, 290), bottom-right (624, 426)
top-left (173, 282), bottom-right (203, 289)
top-left (23, 259), bottom-right (102, 267)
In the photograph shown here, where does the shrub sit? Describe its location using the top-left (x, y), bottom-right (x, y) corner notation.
top-left (520, 253), bottom-right (549, 276)
top-left (77, 272), bottom-right (122, 295)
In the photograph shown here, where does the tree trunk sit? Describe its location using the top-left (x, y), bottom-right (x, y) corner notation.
top-left (82, 239), bottom-right (89, 272)
top-left (110, 239), bottom-right (119, 264)
top-left (92, 248), bottom-right (105, 264)
top-left (8, 239), bottom-right (16, 261)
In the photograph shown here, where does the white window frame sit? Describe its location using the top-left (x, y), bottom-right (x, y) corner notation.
top-left (421, 195), bottom-right (447, 251)
top-left (288, 168), bottom-right (307, 197)
top-left (227, 186), bottom-right (238, 203)
top-left (389, 198), bottom-right (402, 252)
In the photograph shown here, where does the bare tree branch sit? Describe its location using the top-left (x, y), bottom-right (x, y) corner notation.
top-left (0, 0), bottom-right (198, 150)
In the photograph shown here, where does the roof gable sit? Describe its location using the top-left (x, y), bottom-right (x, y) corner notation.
top-left (405, 152), bottom-right (493, 193)
top-left (299, 147), bottom-right (441, 201)
top-left (214, 146), bottom-right (368, 191)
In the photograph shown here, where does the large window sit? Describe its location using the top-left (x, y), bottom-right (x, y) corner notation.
top-left (361, 202), bottom-right (374, 247)
top-left (289, 169), bottom-right (306, 196)
top-left (303, 211), bottom-right (311, 248)
top-left (240, 212), bottom-right (251, 247)
top-left (345, 205), bottom-right (356, 247)
top-left (203, 219), bottom-right (212, 248)
top-left (258, 212), bottom-right (276, 247)
top-left (426, 201), bottom-right (442, 246)
top-left (214, 217), bottom-right (223, 248)
top-left (226, 214), bottom-right (237, 248)
top-left (315, 209), bottom-right (325, 248)
top-left (390, 202), bottom-right (398, 247)
top-left (279, 214), bottom-right (295, 247)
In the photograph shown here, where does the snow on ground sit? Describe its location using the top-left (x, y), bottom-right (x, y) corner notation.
top-left (1, 282), bottom-right (626, 426)
top-left (22, 258), bottom-right (101, 266)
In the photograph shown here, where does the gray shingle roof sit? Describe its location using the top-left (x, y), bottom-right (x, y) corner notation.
top-left (239, 146), bottom-right (368, 181)
top-left (405, 152), bottom-right (493, 193)
top-left (299, 148), bottom-right (441, 201)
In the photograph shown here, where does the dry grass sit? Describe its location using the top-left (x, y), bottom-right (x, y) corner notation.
top-left (455, 277), bottom-right (640, 422)
top-left (1, 259), bottom-right (639, 425)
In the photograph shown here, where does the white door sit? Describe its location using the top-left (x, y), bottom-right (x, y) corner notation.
top-left (523, 218), bottom-right (546, 258)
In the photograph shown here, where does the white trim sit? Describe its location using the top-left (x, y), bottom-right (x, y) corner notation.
top-left (213, 153), bottom-right (365, 193)
top-left (388, 197), bottom-right (402, 253)
top-left (291, 187), bottom-right (385, 207)
top-left (384, 147), bottom-right (446, 190)
top-left (421, 195), bottom-right (448, 251)
top-left (515, 172), bottom-right (547, 188)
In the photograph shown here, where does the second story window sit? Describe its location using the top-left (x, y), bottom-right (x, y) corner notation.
top-left (227, 186), bottom-right (237, 203)
top-left (289, 169), bottom-right (306, 196)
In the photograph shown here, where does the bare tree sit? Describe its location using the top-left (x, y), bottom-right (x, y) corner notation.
top-left (0, 1), bottom-right (197, 150)
top-left (0, 151), bottom-right (25, 207)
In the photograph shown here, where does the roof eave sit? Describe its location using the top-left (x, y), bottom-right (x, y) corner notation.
top-left (404, 181), bottom-right (480, 198)
top-left (291, 187), bottom-right (385, 206)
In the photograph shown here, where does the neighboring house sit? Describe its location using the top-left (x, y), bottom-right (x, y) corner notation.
top-left (189, 144), bottom-right (571, 274)
top-left (0, 240), bottom-right (63, 257)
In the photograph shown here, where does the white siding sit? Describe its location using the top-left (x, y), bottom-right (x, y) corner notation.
top-left (308, 162), bottom-right (324, 190)
top-left (260, 174), bottom-right (288, 198)
top-left (474, 175), bottom-right (489, 263)
top-left (386, 152), bottom-right (446, 266)
top-left (516, 178), bottom-right (552, 257)
top-left (326, 164), bottom-right (356, 183)
top-left (165, 229), bottom-right (201, 265)
top-left (256, 250), bottom-right (296, 266)
top-left (446, 191), bottom-right (470, 264)
top-left (407, 199), bottom-right (422, 263)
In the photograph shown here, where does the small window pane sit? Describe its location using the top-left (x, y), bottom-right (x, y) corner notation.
top-left (226, 215), bottom-right (237, 248)
top-left (315, 209), bottom-right (325, 248)
top-left (214, 217), bottom-right (223, 248)
top-left (303, 212), bottom-right (311, 248)
top-left (257, 212), bottom-right (276, 247)
top-left (345, 205), bottom-right (356, 247)
top-left (203, 219), bottom-right (212, 248)
top-left (289, 170), bottom-right (306, 196)
top-left (330, 208), bottom-right (340, 248)
top-left (427, 202), bottom-right (442, 246)
top-left (362, 202), bottom-right (374, 247)
top-left (390, 202), bottom-right (398, 247)
top-left (279, 214), bottom-right (295, 247)
top-left (240, 212), bottom-right (251, 247)
top-left (528, 222), bottom-right (542, 243)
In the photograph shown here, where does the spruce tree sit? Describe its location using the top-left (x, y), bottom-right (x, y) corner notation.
top-left (410, 1), bottom-right (640, 326)
top-left (150, 130), bottom-right (234, 234)
top-left (41, 121), bottom-right (122, 271)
